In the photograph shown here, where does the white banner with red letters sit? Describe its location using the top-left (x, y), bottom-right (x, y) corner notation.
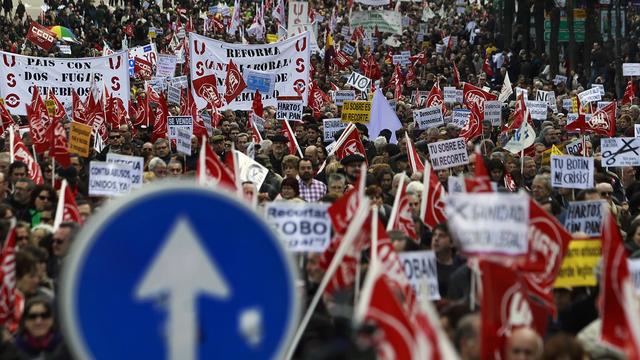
top-left (0, 51), bottom-right (130, 116)
top-left (189, 32), bottom-right (310, 111)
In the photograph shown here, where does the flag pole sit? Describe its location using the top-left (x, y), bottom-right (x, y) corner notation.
top-left (284, 200), bottom-right (370, 360)
top-left (51, 157), bottom-right (55, 188)
top-left (419, 161), bottom-right (431, 221)
top-left (387, 174), bottom-right (405, 231)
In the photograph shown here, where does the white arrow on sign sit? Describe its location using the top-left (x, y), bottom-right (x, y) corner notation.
top-left (135, 218), bottom-right (231, 360)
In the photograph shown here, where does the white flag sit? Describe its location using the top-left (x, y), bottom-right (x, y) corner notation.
top-left (498, 72), bottom-right (513, 103)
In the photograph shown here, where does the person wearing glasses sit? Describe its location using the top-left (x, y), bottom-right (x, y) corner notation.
top-left (28, 186), bottom-right (57, 228)
top-left (14, 297), bottom-right (67, 359)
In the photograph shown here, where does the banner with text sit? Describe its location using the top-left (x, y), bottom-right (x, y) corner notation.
top-left (601, 137), bottom-right (640, 167)
top-left (414, 106), bottom-right (444, 129)
top-left (554, 239), bottom-right (601, 288)
top-left (551, 155), bottom-right (594, 189)
top-left (106, 153), bottom-right (144, 189)
top-left (350, 11), bottom-right (403, 35)
top-left (89, 161), bottom-right (132, 197)
top-left (265, 202), bottom-right (332, 252)
top-left (398, 251), bottom-right (441, 300)
top-left (563, 200), bottom-right (605, 238)
top-left (427, 137), bottom-right (469, 170)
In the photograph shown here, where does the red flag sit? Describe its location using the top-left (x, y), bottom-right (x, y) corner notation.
top-left (104, 87), bottom-right (126, 129)
top-left (405, 132), bottom-right (424, 174)
top-left (134, 57), bottom-right (154, 80)
top-left (405, 64), bottom-right (417, 87)
top-left (280, 120), bottom-right (303, 157)
top-left (46, 90), bottom-right (67, 123)
top-left (350, 26), bottom-right (364, 42)
top-left (56, 179), bottom-right (83, 225)
top-left (196, 139), bottom-right (236, 190)
top-left (26, 21), bottom-right (56, 51)
top-left (72, 89), bottom-right (88, 125)
top-left (334, 124), bottom-right (367, 162)
top-left (308, 81), bottom-right (331, 118)
top-left (150, 93), bottom-right (169, 142)
top-left (390, 181), bottom-right (418, 240)
top-left (0, 226), bottom-right (18, 330)
top-left (409, 51), bottom-right (427, 65)
top-left (49, 117), bottom-right (71, 168)
top-left (459, 105), bottom-right (483, 141)
top-left (565, 101), bottom-right (616, 137)
top-left (86, 95), bottom-right (108, 149)
top-left (426, 81), bottom-right (446, 116)
top-left (518, 200), bottom-right (572, 313)
top-left (360, 53), bottom-right (381, 80)
top-left (599, 212), bottom-right (640, 358)
top-left (132, 93), bottom-right (148, 128)
top-left (0, 101), bottom-right (16, 131)
top-left (463, 82), bottom-right (497, 114)
top-left (192, 74), bottom-right (223, 109)
top-left (464, 146), bottom-right (492, 193)
top-left (328, 187), bottom-right (361, 235)
top-left (482, 57), bottom-right (494, 77)
top-left (502, 93), bottom-right (529, 134)
top-left (480, 260), bottom-right (549, 360)
top-left (252, 90), bottom-right (264, 117)
top-left (420, 164), bottom-right (447, 229)
top-left (452, 62), bottom-right (461, 88)
top-left (622, 80), bottom-right (635, 105)
top-left (26, 88), bottom-right (52, 154)
top-left (223, 60), bottom-right (247, 104)
top-left (11, 129), bottom-right (44, 185)
top-left (333, 51), bottom-right (352, 70)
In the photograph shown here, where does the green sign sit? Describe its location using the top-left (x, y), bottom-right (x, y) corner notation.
top-left (544, 18), bottom-right (585, 42)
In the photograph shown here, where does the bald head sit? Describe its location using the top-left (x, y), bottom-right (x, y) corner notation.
top-left (506, 327), bottom-right (543, 360)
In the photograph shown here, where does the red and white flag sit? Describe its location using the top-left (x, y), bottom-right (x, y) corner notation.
top-left (482, 57), bottom-right (494, 77)
top-left (0, 225), bottom-right (18, 332)
top-left (281, 120), bottom-right (303, 157)
top-left (464, 146), bottom-right (492, 193)
top-left (53, 179), bottom-right (83, 230)
top-left (566, 101), bottom-right (616, 137)
top-left (150, 92), bottom-right (169, 143)
top-left (388, 175), bottom-right (418, 241)
top-left (405, 132), bottom-right (424, 174)
top-left (409, 51), bottom-right (427, 65)
top-left (228, 0), bottom-right (242, 35)
top-left (419, 161), bottom-right (447, 229)
top-left (26, 21), bottom-right (56, 51)
top-left (622, 80), bottom-right (635, 105)
top-left (248, 113), bottom-right (264, 143)
top-left (49, 116), bottom-right (71, 168)
top-left (10, 129), bottom-right (44, 185)
top-left (224, 60), bottom-right (247, 104)
top-left (252, 90), bottom-right (264, 117)
top-left (71, 89), bottom-right (88, 125)
top-left (192, 74), bottom-right (223, 110)
top-left (599, 212), bottom-right (640, 358)
top-left (272, 0), bottom-right (285, 25)
top-left (196, 137), bottom-right (237, 191)
top-left (333, 124), bottom-right (367, 163)
top-left (46, 90), bottom-right (67, 123)
top-left (0, 100), bottom-right (16, 131)
top-left (452, 62), bottom-right (461, 87)
top-left (426, 81), bottom-right (446, 117)
top-left (26, 87), bottom-right (52, 154)
top-left (134, 57), bottom-right (154, 80)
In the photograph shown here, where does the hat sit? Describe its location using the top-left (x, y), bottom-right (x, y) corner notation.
top-left (270, 135), bottom-right (289, 143)
top-left (211, 135), bottom-right (225, 143)
top-left (340, 153), bottom-right (366, 166)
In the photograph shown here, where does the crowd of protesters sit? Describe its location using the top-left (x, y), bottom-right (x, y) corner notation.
top-left (0, 0), bottom-right (638, 358)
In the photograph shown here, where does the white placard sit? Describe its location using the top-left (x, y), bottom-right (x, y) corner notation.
top-left (536, 90), bottom-right (557, 112)
top-left (525, 100), bottom-right (548, 120)
top-left (484, 100), bottom-right (502, 126)
top-left (577, 87), bottom-right (602, 103)
top-left (392, 54), bottom-right (410, 66)
top-left (0, 51), bottom-right (130, 116)
top-left (236, 151), bottom-right (268, 189)
top-left (89, 161), bottom-right (132, 196)
top-left (597, 101), bottom-right (612, 110)
top-left (167, 115), bottom-right (193, 141)
top-left (563, 99), bottom-right (573, 112)
top-left (189, 32), bottom-right (310, 111)
top-left (551, 155), bottom-right (594, 189)
top-left (59, 45), bottom-right (71, 55)
top-left (156, 54), bottom-right (177, 78)
top-left (565, 138), bottom-right (584, 156)
top-left (355, 0), bottom-right (390, 5)
top-left (414, 106), bottom-right (444, 129)
top-left (323, 118), bottom-right (348, 142)
top-left (276, 99), bottom-right (303, 121)
top-left (170, 75), bottom-right (188, 89)
top-left (346, 72), bottom-right (372, 92)
top-left (167, 85), bottom-right (181, 105)
top-left (398, 251), bottom-right (441, 300)
top-left (447, 176), bottom-right (465, 193)
top-left (445, 192), bottom-right (529, 256)
top-left (265, 202), bottom-right (331, 252)
top-left (515, 87), bottom-right (529, 99)
top-left (176, 128), bottom-right (192, 155)
top-left (601, 137), bottom-right (640, 167)
top-left (592, 84), bottom-right (605, 96)
top-left (427, 137), bottom-right (469, 170)
top-left (105, 153), bottom-right (143, 189)
top-left (628, 259), bottom-right (640, 294)
top-left (443, 87), bottom-right (457, 103)
top-left (450, 109), bottom-right (470, 128)
top-left (350, 10), bottom-right (403, 35)
top-left (128, 43), bottom-right (158, 76)
top-left (333, 90), bottom-right (356, 106)
top-left (635, 124), bottom-right (640, 138)
top-left (288, 1), bottom-right (309, 32)
top-left (564, 200), bottom-right (605, 237)
top-left (553, 75), bottom-right (568, 85)
top-left (623, 63), bottom-right (640, 76)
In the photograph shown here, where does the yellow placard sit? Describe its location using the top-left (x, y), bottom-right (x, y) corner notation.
top-left (0, 98), bottom-right (4, 105)
top-left (341, 100), bottom-right (372, 124)
top-left (554, 239), bottom-right (602, 288)
top-left (266, 34), bottom-right (278, 43)
top-left (69, 121), bottom-right (92, 157)
top-left (45, 99), bottom-right (56, 117)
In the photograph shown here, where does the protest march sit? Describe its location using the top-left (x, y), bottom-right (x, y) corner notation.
top-left (1, 0), bottom-right (640, 358)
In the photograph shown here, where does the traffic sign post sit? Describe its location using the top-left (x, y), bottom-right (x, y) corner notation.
top-left (60, 182), bottom-right (299, 359)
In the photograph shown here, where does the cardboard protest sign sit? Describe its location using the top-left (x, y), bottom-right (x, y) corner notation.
top-left (333, 90), bottom-right (355, 106)
top-left (350, 11), bottom-right (403, 34)
top-left (450, 109), bottom-right (470, 128)
top-left (443, 87), bottom-right (458, 103)
top-left (0, 51), bottom-right (130, 116)
top-left (427, 137), bottom-right (469, 170)
top-left (398, 251), bottom-right (441, 300)
top-left (551, 155), bottom-right (594, 189)
top-left (636, 124), bottom-right (640, 138)
top-left (623, 63), bottom-right (640, 76)
top-left (564, 200), bottom-right (605, 238)
top-left (265, 202), bottom-right (332, 252)
top-left (484, 100), bottom-right (502, 126)
top-left (577, 88), bottom-right (602, 103)
top-left (446, 192), bottom-right (529, 256)
top-left (536, 90), bottom-right (557, 112)
top-left (106, 153), bottom-right (144, 189)
top-left (413, 106), bottom-right (443, 129)
top-left (628, 259), bottom-right (640, 294)
top-left (601, 137), bottom-right (640, 167)
top-left (167, 116), bottom-right (193, 140)
top-left (276, 97), bottom-right (303, 121)
top-left (176, 128), bottom-right (192, 155)
top-left (167, 86), bottom-right (181, 105)
top-left (156, 54), bottom-right (177, 78)
top-left (89, 161), bottom-right (132, 196)
top-left (554, 239), bottom-right (601, 288)
top-left (341, 101), bottom-right (372, 124)
top-left (565, 138), bottom-right (584, 156)
top-left (69, 122), bottom-right (92, 157)
top-left (323, 118), bottom-right (348, 142)
top-left (525, 100), bottom-right (548, 120)
top-left (189, 32), bottom-right (310, 111)
top-left (346, 72), bottom-right (372, 92)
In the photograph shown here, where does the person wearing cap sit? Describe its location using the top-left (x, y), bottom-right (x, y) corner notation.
top-left (269, 135), bottom-right (289, 176)
top-left (340, 153), bottom-right (366, 186)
